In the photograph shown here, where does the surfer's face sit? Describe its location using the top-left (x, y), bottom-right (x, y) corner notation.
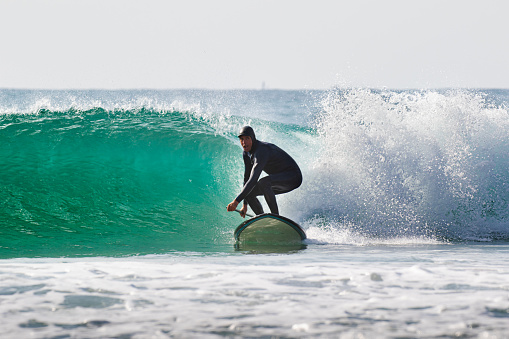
top-left (239, 136), bottom-right (252, 152)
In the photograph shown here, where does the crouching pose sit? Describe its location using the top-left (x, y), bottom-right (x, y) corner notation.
top-left (226, 126), bottom-right (302, 217)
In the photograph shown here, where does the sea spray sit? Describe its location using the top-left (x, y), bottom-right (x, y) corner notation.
top-left (301, 88), bottom-right (509, 241)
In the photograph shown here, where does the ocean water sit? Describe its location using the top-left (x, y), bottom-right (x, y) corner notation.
top-left (1, 88), bottom-right (508, 338)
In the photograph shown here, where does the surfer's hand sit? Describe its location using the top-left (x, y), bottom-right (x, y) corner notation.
top-left (240, 204), bottom-right (248, 218)
top-left (227, 200), bottom-right (239, 212)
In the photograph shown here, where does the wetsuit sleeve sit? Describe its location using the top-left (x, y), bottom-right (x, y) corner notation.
top-left (242, 153), bottom-right (251, 185)
top-left (235, 149), bottom-right (269, 203)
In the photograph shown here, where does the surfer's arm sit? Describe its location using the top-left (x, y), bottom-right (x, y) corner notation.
top-left (235, 154), bottom-right (266, 203)
top-left (228, 147), bottom-right (267, 214)
top-left (242, 152), bottom-right (251, 184)
top-left (227, 153), bottom-right (254, 214)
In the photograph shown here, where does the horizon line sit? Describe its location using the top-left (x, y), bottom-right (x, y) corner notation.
top-left (2, 86), bottom-right (509, 91)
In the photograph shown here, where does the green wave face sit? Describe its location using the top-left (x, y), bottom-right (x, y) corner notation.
top-left (0, 108), bottom-right (241, 258)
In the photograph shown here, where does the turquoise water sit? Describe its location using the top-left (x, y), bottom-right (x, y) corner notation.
top-left (0, 90), bottom-right (316, 258)
top-left (1, 106), bottom-right (238, 257)
top-left (1, 89), bottom-right (508, 258)
top-left (1, 89), bottom-right (509, 338)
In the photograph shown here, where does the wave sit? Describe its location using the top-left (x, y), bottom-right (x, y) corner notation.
top-left (1, 89), bottom-right (508, 258)
top-left (0, 106), bottom-right (246, 257)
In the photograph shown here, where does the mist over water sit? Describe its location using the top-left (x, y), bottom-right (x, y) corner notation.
top-left (1, 88), bottom-right (508, 258)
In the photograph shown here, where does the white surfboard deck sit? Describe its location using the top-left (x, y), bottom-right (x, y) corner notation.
top-left (234, 213), bottom-right (306, 244)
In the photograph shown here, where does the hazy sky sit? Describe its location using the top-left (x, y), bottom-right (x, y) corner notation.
top-left (1, 0), bottom-right (508, 90)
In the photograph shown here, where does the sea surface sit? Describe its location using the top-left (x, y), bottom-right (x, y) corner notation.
top-left (1, 88), bottom-right (508, 338)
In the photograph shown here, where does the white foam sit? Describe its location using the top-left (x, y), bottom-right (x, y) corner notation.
top-left (303, 217), bottom-right (444, 246)
top-left (1, 246), bottom-right (509, 338)
top-left (292, 88), bottom-right (509, 240)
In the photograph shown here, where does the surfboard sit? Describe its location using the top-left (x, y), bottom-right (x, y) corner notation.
top-left (234, 213), bottom-right (306, 244)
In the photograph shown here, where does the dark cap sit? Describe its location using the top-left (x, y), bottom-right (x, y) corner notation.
top-left (238, 126), bottom-right (255, 139)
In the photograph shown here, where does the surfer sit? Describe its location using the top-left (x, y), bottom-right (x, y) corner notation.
top-left (226, 126), bottom-right (302, 217)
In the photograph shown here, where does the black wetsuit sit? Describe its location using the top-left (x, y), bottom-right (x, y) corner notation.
top-left (235, 139), bottom-right (302, 215)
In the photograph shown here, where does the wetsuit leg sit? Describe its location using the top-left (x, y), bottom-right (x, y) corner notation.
top-left (245, 170), bottom-right (302, 215)
top-left (258, 176), bottom-right (278, 215)
top-left (245, 192), bottom-right (264, 215)
top-left (269, 170), bottom-right (303, 195)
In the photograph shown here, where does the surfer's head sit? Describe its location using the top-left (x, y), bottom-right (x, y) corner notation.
top-left (238, 126), bottom-right (256, 152)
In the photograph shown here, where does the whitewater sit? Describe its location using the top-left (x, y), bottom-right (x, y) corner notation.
top-left (1, 88), bottom-right (508, 338)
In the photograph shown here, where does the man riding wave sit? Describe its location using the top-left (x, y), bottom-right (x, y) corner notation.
top-left (226, 126), bottom-right (302, 217)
